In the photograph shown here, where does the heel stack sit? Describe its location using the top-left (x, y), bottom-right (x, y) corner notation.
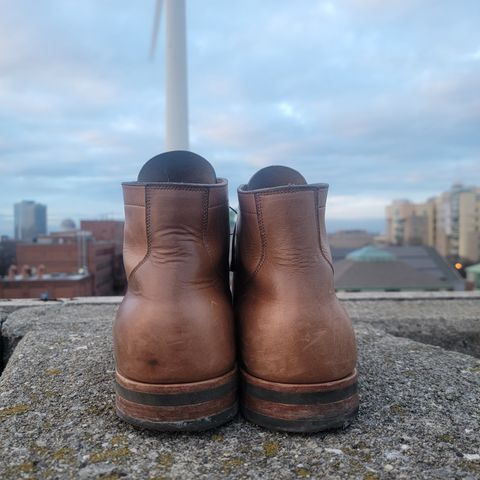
top-left (241, 369), bottom-right (358, 432)
top-left (115, 368), bottom-right (238, 431)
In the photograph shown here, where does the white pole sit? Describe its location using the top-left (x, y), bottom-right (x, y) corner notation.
top-left (165, 0), bottom-right (189, 151)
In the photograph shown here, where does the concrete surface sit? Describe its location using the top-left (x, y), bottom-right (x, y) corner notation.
top-left (0, 294), bottom-right (479, 479)
top-left (344, 298), bottom-right (480, 358)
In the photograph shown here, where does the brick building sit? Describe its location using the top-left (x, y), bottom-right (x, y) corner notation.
top-left (80, 220), bottom-right (125, 293)
top-left (80, 220), bottom-right (124, 247)
top-left (0, 237), bottom-right (16, 277)
top-left (13, 232), bottom-right (115, 297)
top-left (0, 272), bottom-right (92, 299)
top-left (1, 219), bottom-right (126, 299)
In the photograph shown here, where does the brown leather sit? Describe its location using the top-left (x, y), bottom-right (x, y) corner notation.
top-left (234, 167), bottom-right (357, 384)
top-left (114, 156), bottom-right (235, 385)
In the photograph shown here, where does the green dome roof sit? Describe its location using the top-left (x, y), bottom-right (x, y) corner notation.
top-left (346, 245), bottom-right (396, 263)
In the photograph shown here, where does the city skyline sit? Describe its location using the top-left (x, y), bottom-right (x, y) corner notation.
top-left (5, 180), bottom-right (480, 239)
top-left (1, 1), bottom-right (479, 235)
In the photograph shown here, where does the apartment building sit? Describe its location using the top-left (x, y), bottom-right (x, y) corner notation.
top-left (386, 184), bottom-right (480, 262)
top-left (385, 200), bottom-right (433, 246)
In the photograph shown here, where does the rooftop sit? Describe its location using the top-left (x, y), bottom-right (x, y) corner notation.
top-left (346, 246), bottom-right (396, 262)
top-left (332, 246), bottom-right (464, 291)
top-left (0, 292), bottom-right (479, 479)
top-left (1, 273), bottom-right (90, 282)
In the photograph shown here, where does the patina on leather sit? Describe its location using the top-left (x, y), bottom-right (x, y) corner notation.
top-left (234, 165), bottom-right (358, 432)
top-left (113, 151), bottom-right (237, 431)
top-left (235, 166), bottom-right (357, 383)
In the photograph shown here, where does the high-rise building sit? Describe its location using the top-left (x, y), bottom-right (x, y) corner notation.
top-left (458, 190), bottom-right (480, 261)
top-left (385, 200), bottom-right (430, 246)
top-left (386, 184), bottom-right (480, 262)
top-left (13, 200), bottom-right (47, 243)
top-left (434, 184), bottom-right (471, 258)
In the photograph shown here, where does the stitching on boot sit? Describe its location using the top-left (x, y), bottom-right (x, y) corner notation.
top-left (138, 185), bottom-right (214, 192)
top-left (251, 189), bottom-right (333, 277)
top-left (127, 186), bottom-right (152, 281)
top-left (201, 188), bottom-right (212, 263)
top-left (252, 193), bottom-right (267, 276)
top-left (314, 191), bottom-right (334, 274)
top-left (253, 186), bottom-right (324, 199)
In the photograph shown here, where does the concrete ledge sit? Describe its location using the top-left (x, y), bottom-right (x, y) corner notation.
top-left (336, 291), bottom-right (480, 300)
top-left (343, 297), bottom-right (480, 358)
top-left (0, 297), bottom-right (479, 479)
top-left (0, 290), bottom-right (479, 310)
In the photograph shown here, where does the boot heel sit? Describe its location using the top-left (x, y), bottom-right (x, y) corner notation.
top-left (115, 368), bottom-right (238, 431)
top-left (241, 369), bottom-right (358, 432)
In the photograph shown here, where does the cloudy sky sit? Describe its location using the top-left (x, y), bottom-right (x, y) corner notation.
top-left (1, 0), bottom-right (479, 235)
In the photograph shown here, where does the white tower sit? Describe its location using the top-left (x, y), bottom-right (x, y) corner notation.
top-left (152, 0), bottom-right (189, 151)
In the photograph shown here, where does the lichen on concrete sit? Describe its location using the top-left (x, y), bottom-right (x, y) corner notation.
top-left (0, 403), bottom-right (31, 419)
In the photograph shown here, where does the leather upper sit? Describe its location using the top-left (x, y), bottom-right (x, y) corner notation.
top-left (234, 183), bottom-right (357, 384)
top-left (114, 179), bottom-right (235, 384)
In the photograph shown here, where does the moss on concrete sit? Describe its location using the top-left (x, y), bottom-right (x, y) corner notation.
top-left (389, 404), bottom-right (406, 415)
top-left (363, 473), bottom-right (380, 480)
top-left (90, 447), bottom-right (130, 464)
top-left (296, 467), bottom-right (311, 477)
top-left (222, 457), bottom-right (244, 474)
top-left (111, 435), bottom-right (128, 446)
top-left (52, 447), bottom-right (74, 462)
top-left (157, 452), bottom-right (173, 469)
top-left (211, 433), bottom-right (224, 442)
top-left (263, 439), bottom-right (279, 457)
top-left (0, 404), bottom-right (31, 419)
top-left (5, 461), bottom-right (36, 477)
top-left (437, 434), bottom-right (454, 443)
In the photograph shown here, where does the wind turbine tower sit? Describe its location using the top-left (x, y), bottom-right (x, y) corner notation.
top-left (151, 0), bottom-right (189, 151)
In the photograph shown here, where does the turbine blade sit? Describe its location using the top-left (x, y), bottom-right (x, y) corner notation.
top-left (149, 0), bottom-right (163, 60)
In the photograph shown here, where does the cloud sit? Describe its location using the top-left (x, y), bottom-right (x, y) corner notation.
top-left (463, 47), bottom-right (480, 62)
top-left (328, 195), bottom-right (390, 219)
top-left (0, 0), bottom-right (480, 236)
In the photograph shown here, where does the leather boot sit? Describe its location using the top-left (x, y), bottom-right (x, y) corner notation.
top-left (114, 151), bottom-right (237, 431)
top-left (234, 166), bottom-right (358, 432)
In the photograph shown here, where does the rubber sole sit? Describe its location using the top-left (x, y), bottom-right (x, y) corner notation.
top-left (115, 367), bottom-right (238, 431)
top-left (241, 369), bottom-right (359, 432)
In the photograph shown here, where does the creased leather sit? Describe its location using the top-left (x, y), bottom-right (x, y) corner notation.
top-left (234, 183), bottom-right (357, 384)
top-left (114, 179), bottom-right (235, 384)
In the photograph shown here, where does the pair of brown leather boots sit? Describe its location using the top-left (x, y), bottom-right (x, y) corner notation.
top-left (113, 151), bottom-right (358, 433)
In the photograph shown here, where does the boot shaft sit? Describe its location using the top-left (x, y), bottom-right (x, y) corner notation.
top-left (115, 172), bottom-right (235, 385)
top-left (122, 180), bottom-right (230, 298)
top-left (235, 183), bottom-right (334, 298)
top-left (234, 173), bottom-right (357, 385)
